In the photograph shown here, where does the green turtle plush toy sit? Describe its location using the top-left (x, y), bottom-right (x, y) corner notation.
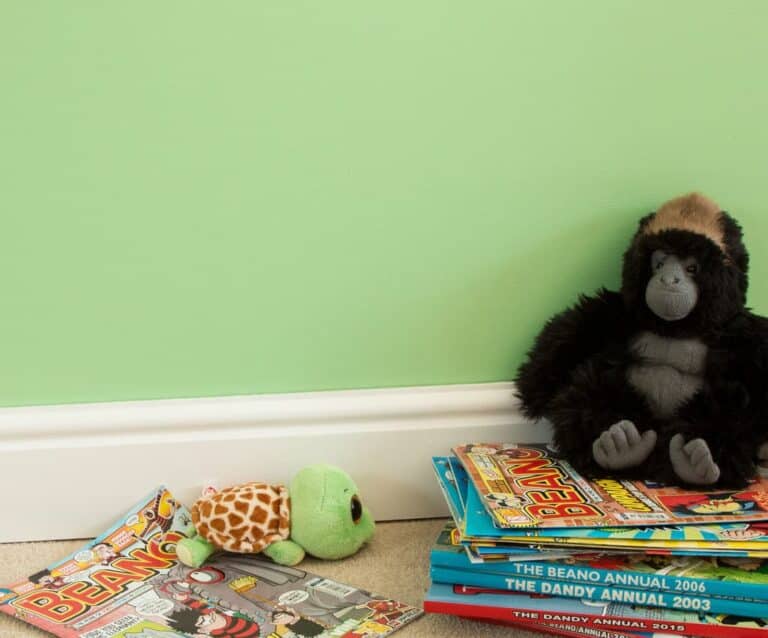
top-left (176, 464), bottom-right (375, 567)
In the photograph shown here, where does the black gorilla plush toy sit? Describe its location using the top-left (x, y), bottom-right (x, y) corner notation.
top-left (515, 193), bottom-right (768, 488)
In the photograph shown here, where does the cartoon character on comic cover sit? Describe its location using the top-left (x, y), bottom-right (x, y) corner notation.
top-left (720, 523), bottom-right (768, 541)
top-left (268, 607), bottom-right (325, 637)
top-left (27, 569), bottom-right (66, 590)
top-left (92, 542), bottom-right (120, 565)
top-left (659, 491), bottom-right (767, 517)
top-left (125, 490), bottom-right (180, 542)
top-left (484, 493), bottom-right (524, 509)
top-left (165, 598), bottom-right (263, 637)
top-left (155, 556), bottom-right (406, 634)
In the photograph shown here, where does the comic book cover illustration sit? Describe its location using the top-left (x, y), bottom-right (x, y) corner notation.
top-left (437, 455), bottom-right (768, 559)
top-left (431, 457), bottom-right (549, 559)
top-left (431, 459), bottom-right (599, 563)
top-left (465, 486), bottom-right (768, 556)
top-left (0, 487), bottom-right (422, 638)
top-left (431, 455), bottom-right (768, 565)
top-left (453, 443), bottom-right (768, 529)
top-left (461, 466), bottom-right (768, 547)
top-left (424, 582), bottom-right (768, 638)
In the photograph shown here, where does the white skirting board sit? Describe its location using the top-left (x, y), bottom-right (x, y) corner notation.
top-left (0, 382), bottom-right (549, 543)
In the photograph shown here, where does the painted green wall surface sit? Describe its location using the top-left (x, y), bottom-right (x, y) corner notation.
top-left (1, 2), bottom-right (767, 407)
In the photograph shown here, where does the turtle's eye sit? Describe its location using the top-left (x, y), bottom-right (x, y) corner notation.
top-left (350, 495), bottom-right (363, 524)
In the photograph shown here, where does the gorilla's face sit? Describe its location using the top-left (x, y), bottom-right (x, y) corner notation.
top-left (621, 210), bottom-right (748, 336)
top-left (645, 250), bottom-right (699, 321)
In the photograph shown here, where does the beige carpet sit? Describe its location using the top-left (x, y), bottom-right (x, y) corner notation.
top-left (0, 519), bottom-right (543, 638)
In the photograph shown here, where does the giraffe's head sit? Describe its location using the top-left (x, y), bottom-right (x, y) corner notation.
top-left (289, 464), bottom-right (375, 560)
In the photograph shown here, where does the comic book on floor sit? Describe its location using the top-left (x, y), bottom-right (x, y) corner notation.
top-left (0, 486), bottom-right (422, 638)
top-left (453, 443), bottom-right (768, 529)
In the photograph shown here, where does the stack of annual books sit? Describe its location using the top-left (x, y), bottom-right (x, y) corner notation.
top-left (424, 443), bottom-right (768, 637)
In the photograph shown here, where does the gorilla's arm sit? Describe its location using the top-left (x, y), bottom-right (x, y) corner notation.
top-left (544, 361), bottom-right (660, 476)
top-left (515, 289), bottom-right (628, 419)
top-left (660, 312), bottom-right (768, 488)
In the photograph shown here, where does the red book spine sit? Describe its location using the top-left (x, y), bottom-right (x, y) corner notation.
top-left (424, 599), bottom-right (768, 638)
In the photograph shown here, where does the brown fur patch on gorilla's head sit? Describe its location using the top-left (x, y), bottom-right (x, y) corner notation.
top-left (621, 193), bottom-right (750, 336)
top-left (643, 193), bottom-right (726, 254)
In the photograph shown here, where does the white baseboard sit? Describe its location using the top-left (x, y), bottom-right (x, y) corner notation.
top-left (0, 382), bottom-right (548, 543)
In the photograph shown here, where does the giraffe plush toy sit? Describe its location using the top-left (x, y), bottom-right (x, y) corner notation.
top-left (176, 464), bottom-right (375, 567)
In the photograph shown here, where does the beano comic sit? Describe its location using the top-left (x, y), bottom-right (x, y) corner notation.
top-left (0, 487), bottom-right (422, 638)
top-left (435, 454), bottom-right (768, 557)
top-left (453, 443), bottom-right (768, 529)
top-left (462, 473), bottom-right (768, 557)
top-left (431, 457), bottom-right (608, 562)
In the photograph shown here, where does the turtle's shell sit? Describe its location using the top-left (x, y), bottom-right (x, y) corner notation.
top-left (190, 482), bottom-right (291, 554)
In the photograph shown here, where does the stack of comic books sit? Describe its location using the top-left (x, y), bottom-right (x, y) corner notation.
top-left (0, 486), bottom-right (422, 638)
top-left (424, 443), bottom-right (768, 637)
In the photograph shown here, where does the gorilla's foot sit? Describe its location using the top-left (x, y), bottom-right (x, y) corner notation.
top-left (670, 434), bottom-right (720, 485)
top-left (592, 420), bottom-right (657, 470)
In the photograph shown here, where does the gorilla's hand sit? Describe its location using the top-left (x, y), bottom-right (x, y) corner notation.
top-left (670, 434), bottom-right (721, 485)
top-left (592, 420), bottom-right (657, 470)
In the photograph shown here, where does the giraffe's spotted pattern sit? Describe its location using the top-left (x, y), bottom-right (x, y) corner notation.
top-left (190, 482), bottom-right (291, 554)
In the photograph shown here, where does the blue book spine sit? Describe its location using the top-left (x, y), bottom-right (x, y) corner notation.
top-left (430, 566), bottom-right (768, 619)
top-left (431, 552), bottom-right (768, 602)
top-left (431, 457), bottom-right (464, 528)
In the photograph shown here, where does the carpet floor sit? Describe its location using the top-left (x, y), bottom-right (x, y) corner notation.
top-left (0, 518), bottom-right (543, 637)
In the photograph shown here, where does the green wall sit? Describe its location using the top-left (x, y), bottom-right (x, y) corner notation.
top-left (1, 2), bottom-right (767, 407)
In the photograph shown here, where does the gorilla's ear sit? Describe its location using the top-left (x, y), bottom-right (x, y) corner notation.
top-left (721, 212), bottom-right (749, 274)
top-left (623, 212), bottom-right (655, 268)
top-left (635, 212), bottom-right (655, 235)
